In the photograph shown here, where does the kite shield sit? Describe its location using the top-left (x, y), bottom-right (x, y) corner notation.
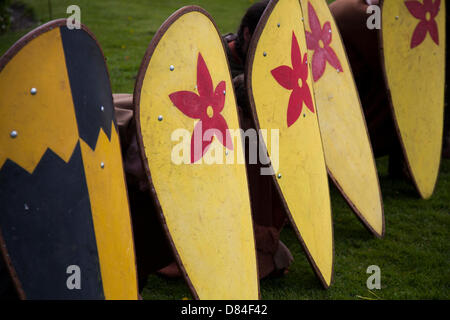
top-left (0, 20), bottom-right (138, 299)
top-left (381, 0), bottom-right (446, 199)
top-left (247, 0), bottom-right (333, 288)
top-left (300, 0), bottom-right (384, 237)
top-left (134, 7), bottom-right (258, 299)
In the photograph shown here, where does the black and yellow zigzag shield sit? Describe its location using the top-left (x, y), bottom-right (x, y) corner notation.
top-left (0, 20), bottom-right (138, 299)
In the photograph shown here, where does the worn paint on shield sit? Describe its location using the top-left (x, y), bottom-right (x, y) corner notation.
top-left (136, 8), bottom-right (258, 299)
top-left (79, 128), bottom-right (138, 300)
top-left (300, 0), bottom-right (384, 237)
top-left (60, 25), bottom-right (138, 300)
top-left (0, 28), bottom-right (79, 173)
top-left (247, 0), bottom-right (333, 287)
top-left (0, 21), bottom-right (138, 299)
top-left (382, 0), bottom-right (446, 198)
top-left (0, 144), bottom-right (105, 299)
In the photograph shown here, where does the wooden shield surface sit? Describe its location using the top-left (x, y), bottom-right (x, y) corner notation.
top-left (300, 0), bottom-right (384, 237)
top-left (134, 7), bottom-right (259, 299)
top-left (247, 0), bottom-right (333, 288)
top-left (381, 0), bottom-right (446, 199)
top-left (0, 20), bottom-right (138, 299)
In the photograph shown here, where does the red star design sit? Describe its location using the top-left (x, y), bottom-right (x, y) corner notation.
top-left (169, 53), bottom-right (233, 163)
top-left (405, 0), bottom-right (440, 48)
top-left (271, 32), bottom-right (314, 128)
top-left (305, 2), bottom-right (343, 82)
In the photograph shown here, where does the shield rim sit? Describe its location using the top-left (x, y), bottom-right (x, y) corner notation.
top-left (378, 0), bottom-right (446, 199)
top-left (306, 0), bottom-right (385, 238)
top-left (245, 0), bottom-right (335, 289)
top-left (132, 5), bottom-right (261, 300)
top-left (0, 19), bottom-right (139, 300)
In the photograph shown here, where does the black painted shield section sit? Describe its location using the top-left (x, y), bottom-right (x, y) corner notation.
top-left (0, 253), bottom-right (18, 299)
top-left (0, 144), bottom-right (104, 299)
top-left (60, 26), bottom-right (114, 150)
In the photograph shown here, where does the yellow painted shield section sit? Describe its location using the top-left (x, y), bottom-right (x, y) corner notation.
top-left (382, 0), bottom-right (446, 199)
top-left (300, 0), bottom-right (384, 237)
top-left (248, 0), bottom-right (333, 287)
top-left (80, 127), bottom-right (138, 300)
top-left (0, 28), bottom-right (79, 173)
top-left (137, 8), bottom-right (258, 299)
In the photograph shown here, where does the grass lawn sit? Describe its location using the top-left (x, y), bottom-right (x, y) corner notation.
top-left (0, 0), bottom-right (448, 300)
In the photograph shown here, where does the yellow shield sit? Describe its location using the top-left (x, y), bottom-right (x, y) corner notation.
top-left (381, 0), bottom-right (446, 198)
top-left (300, 0), bottom-right (384, 237)
top-left (247, 0), bottom-right (333, 287)
top-left (0, 20), bottom-right (138, 299)
top-left (134, 7), bottom-right (258, 299)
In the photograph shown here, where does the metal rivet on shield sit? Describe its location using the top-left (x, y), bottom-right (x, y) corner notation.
top-left (277, 23), bottom-right (280, 27)
top-left (100, 105), bottom-right (105, 112)
top-left (30, 88), bottom-right (37, 95)
top-left (263, 51), bottom-right (267, 57)
top-left (158, 115), bottom-right (163, 121)
top-left (170, 65), bottom-right (175, 71)
top-left (10, 130), bottom-right (18, 138)
top-left (301, 17), bottom-right (304, 22)
top-left (395, 16), bottom-right (399, 20)
top-left (223, 90), bottom-right (226, 95)
top-left (277, 173), bottom-right (282, 179)
top-left (100, 162), bottom-right (105, 169)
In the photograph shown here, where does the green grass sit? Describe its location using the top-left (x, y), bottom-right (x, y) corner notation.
top-left (1, 0), bottom-right (448, 300)
top-left (1, 0), bottom-right (255, 93)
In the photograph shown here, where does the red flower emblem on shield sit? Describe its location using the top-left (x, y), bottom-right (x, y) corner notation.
top-left (405, 0), bottom-right (440, 48)
top-left (305, 2), bottom-right (343, 82)
top-left (169, 53), bottom-right (233, 163)
top-left (271, 32), bottom-right (314, 128)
